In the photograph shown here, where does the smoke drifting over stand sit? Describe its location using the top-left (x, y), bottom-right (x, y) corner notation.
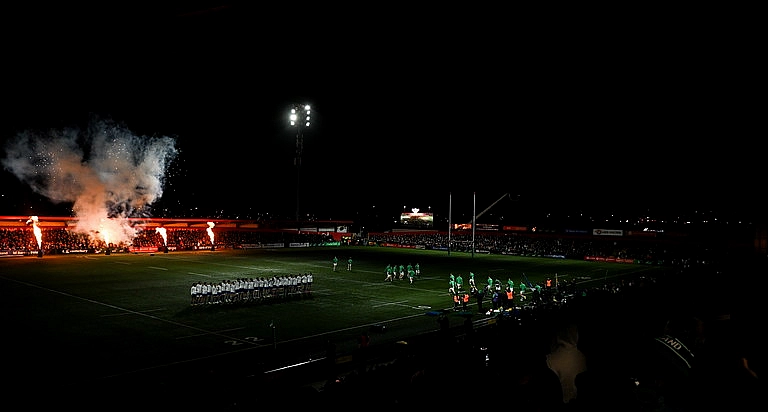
top-left (2, 116), bottom-right (178, 246)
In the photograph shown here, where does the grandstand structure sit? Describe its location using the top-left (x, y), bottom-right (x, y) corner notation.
top-left (0, 215), bottom-right (355, 256)
top-left (0, 215), bottom-right (353, 230)
top-left (1, 213), bottom-right (762, 262)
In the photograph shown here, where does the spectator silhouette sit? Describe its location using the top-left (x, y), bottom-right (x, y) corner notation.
top-left (546, 320), bottom-right (588, 406)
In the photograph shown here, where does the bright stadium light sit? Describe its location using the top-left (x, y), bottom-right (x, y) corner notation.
top-left (290, 104), bottom-right (311, 127)
top-left (289, 104), bottom-right (311, 224)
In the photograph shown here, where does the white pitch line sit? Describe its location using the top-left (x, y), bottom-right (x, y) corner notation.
top-left (101, 308), bottom-right (166, 317)
top-left (372, 300), bottom-right (409, 308)
top-left (177, 326), bottom-right (246, 340)
top-left (147, 266), bottom-right (168, 271)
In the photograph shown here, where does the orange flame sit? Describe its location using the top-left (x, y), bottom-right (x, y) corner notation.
top-left (155, 227), bottom-right (167, 246)
top-left (206, 222), bottom-right (215, 245)
top-left (97, 219), bottom-right (111, 247)
top-left (26, 216), bottom-right (42, 249)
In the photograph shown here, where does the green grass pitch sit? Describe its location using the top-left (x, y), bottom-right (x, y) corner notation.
top-left (0, 246), bottom-right (670, 406)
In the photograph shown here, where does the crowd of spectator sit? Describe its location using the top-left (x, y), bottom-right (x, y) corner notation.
top-left (1, 226), bottom-right (744, 274)
top-left (367, 231), bottom-right (733, 269)
top-left (0, 227), bottom-right (335, 253)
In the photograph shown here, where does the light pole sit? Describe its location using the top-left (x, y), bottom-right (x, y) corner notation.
top-left (289, 104), bottom-right (311, 224)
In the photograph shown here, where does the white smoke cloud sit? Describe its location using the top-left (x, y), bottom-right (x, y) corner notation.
top-left (2, 115), bottom-right (177, 245)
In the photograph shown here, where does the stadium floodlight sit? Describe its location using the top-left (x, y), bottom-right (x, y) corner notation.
top-left (289, 104), bottom-right (311, 224)
top-left (290, 104), bottom-right (311, 127)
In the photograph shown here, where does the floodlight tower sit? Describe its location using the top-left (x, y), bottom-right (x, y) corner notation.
top-left (289, 104), bottom-right (311, 224)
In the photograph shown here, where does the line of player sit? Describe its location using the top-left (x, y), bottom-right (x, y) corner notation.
top-left (190, 273), bottom-right (314, 306)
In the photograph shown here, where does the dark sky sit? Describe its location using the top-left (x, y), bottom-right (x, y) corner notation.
top-left (1, 4), bottom-right (763, 226)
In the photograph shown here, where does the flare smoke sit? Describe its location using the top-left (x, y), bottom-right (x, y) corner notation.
top-left (2, 116), bottom-right (178, 245)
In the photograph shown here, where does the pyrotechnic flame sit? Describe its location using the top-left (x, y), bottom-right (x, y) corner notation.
top-left (26, 215), bottom-right (42, 249)
top-left (156, 227), bottom-right (167, 246)
top-left (207, 222), bottom-right (215, 245)
top-left (99, 220), bottom-right (111, 246)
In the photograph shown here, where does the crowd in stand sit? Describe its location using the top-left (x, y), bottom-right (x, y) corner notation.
top-left (1, 227), bottom-right (737, 278)
top-left (0, 227), bottom-right (334, 253)
top-left (368, 231), bottom-right (729, 269)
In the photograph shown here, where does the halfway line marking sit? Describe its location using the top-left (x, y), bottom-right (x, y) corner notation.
top-left (372, 300), bottom-right (409, 308)
top-left (102, 308), bottom-right (165, 317)
top-left (177, 327), bottom-right (246, 340)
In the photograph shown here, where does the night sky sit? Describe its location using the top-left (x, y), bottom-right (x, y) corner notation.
top-left (1, 4), bottom-right (763, 228)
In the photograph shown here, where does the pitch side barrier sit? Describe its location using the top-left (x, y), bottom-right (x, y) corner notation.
top-left (0, 249), bottom-right (32, 256)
